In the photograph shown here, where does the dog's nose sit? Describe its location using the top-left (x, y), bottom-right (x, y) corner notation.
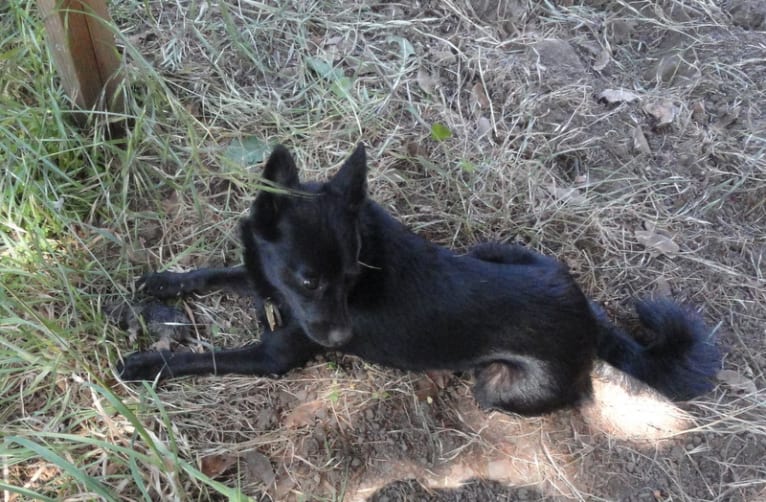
top-left (327, 327), bottom-right (352, 347)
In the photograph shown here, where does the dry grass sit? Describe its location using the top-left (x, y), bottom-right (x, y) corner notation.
top-left (2, 0), bottom-right (765, 500)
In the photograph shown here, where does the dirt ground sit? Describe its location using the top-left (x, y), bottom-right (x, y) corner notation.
top-left (101, 0), bottom-right (765, 500)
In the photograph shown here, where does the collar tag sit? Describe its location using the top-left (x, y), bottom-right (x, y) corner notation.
top-left (264, 299), bottom-right (283, 331)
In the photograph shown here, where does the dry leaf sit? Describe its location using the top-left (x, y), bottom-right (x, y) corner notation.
top-left (597, 89), bottom-right (640, 104)
top-left (244, 450), bottom-right (276, 486)
top-left (471, 82), bottom-right (490, 108)
top-left (184, 100), bottom-right (201, 116)
top-left (593, 48), bottom-right (611, 71)
top-left (284, 399), bottom-right (327, 428)
top-left (644, 53), bottom-right (700, 85)
top-left (691, 100), bottom-right (706, 123)
top-left (273, 466), bottom-right (298, 500)
top-left (415, 371), bottom-right (452, 401)
top-left (634, 230), bottom-right (680, 255)
top-left (323, 35), bottom-right (343, 47)
top-left (417, 69), bottom-right (438, 94)
top-left (149, 338), bottom-right (173, 351)
top-left (405, 141), bottom-right (420, 157)
top-left (427, 370), bottom-right (451, 388)
top-left (632, 125), bottom-right (651, 155)
top-left (200, 453), bottom-right (237, 478)
top-left (162, 190), bottom-right (181, 215)
top-left (476, 116), bottom-right (492, 137)
top-left (717, 370), bottom-right (757, 395)
top-left (643, 100), bottom-right (677, 127)
top-left (545, 184), bottom-right (587, 205)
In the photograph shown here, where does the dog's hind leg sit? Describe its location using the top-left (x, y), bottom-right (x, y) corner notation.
top-left (139, 266), bottom-right (253, 299)
top-left (118, 327), bottom-right (321, 381)
top-left (472, 359), bottom-right (591, 415)
top-left (469, 242), bottom-right (547, 266)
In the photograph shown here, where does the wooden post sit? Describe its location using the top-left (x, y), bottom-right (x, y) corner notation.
top-left (37, 0), bottom-right (124, 120)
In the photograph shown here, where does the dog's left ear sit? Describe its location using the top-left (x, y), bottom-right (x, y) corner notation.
top-left (328, 143), bottom-right (367, 210)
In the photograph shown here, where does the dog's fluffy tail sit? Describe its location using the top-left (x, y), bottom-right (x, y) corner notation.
top-left (593, 299), bottom-right (720, 400)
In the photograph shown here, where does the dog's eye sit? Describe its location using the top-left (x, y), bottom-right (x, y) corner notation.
top-left (301, 276), bottom-right (319, 291)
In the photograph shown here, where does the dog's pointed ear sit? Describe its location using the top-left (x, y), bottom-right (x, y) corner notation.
top-left (262, 145), bottom-right (300, 188)
top-left (328, 143), bottom-right (367, 210)
top-left (251, 145), bottom-right (299, 237)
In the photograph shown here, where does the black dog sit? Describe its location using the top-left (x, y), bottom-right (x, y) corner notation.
top-left (118, 144), bottom-right (720, 415)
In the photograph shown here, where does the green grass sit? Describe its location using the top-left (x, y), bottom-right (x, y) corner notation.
top-left (1, 2), bottom-right (244, 499)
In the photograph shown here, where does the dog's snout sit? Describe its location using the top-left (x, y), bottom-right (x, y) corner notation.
top-left (327, 326), bottom-right (352, 347)
top-left (306, 321), bottom-right (352, 348)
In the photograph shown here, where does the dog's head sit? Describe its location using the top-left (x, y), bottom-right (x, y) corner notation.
top-left (242, 144), bottom-right (368, 348)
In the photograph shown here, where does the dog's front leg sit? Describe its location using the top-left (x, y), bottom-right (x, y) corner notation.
top-left (139, 266), bottom-right (253, 299)
top-left (117, 327), bottom-right (322, 381)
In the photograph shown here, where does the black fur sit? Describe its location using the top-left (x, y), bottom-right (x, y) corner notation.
top-left (118, 144), bottom-right (720, 415)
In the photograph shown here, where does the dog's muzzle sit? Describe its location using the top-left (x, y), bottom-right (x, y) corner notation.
top-left (325, 327), bottom-right (353, 347)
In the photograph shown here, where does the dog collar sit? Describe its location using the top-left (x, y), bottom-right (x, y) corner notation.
top-left (264, 299), bottom-right (283, 332)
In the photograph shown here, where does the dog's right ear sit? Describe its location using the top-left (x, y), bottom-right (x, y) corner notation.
top-left (251, 145), bottom-right (300, 236)
top-left (262, 145), bottom-right (300, 188)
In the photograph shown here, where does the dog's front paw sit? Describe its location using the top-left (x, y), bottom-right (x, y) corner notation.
top-left (139, 271), bottom-right (201, 299)
top-left (117, 351), bottom-right (174, 381)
